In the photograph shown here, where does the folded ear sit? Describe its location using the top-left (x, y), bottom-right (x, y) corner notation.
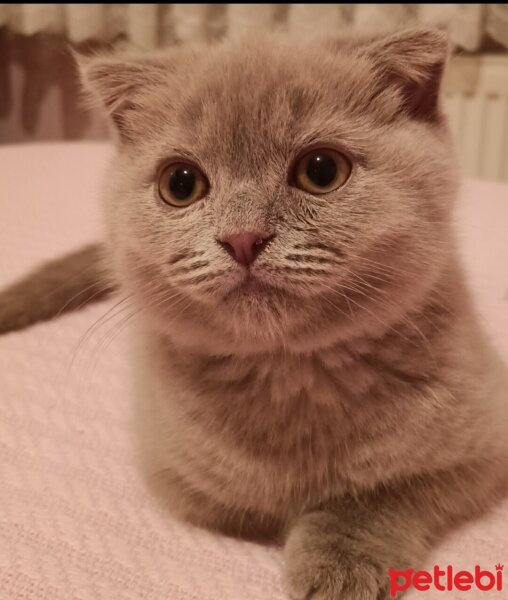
top-left (75, 50), bottom-right (169, 143)
top-left (358, 29), bottom-right (451, 122)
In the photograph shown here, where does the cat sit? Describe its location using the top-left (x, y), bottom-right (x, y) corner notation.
top-left (1, 28), bottom-right (508, 600)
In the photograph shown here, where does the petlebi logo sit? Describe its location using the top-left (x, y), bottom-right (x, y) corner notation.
top-left (389, 564), bottom-right (504, 596)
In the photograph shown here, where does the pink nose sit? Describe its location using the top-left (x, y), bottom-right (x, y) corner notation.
top-left (219, 231), bottom-right (273, 267)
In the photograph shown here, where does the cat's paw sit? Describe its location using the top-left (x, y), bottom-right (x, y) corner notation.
top-left (284, 512), bottom-right (389, 600)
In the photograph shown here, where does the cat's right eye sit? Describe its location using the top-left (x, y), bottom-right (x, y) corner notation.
top-left (158, 161), bottom-right (209, 207)
top-left (291, 148), bottom-right (351, 195)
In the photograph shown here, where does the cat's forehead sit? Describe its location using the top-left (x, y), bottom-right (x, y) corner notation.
top-left (155, 41), bottom-right (373, 171)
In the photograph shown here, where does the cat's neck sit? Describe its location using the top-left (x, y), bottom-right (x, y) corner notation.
top-left (156, 254), bottom-right (463, 359)
top-left (145, 256), bottom-right (467, 411)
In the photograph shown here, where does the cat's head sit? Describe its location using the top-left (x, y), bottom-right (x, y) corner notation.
top-left (79, 29), bottom-right (457, 355)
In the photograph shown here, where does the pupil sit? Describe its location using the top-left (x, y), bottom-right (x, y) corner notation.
top-left (306, 154), bottom-right (337, 188)
top-left (169, 168), bottom-right (196, 200)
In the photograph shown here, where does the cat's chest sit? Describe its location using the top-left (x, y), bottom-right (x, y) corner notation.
top-left (142, 342), bottom-right (443, 518)
top-left (153, 352), bottom-right (360, 510)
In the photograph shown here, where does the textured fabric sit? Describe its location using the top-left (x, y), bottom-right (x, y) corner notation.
top-left (0, 4), bottom-right (507, 50)
top-left (0, 142), bottom-right (507, 600)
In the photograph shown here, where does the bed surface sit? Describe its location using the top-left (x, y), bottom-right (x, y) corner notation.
top-left (0, 142), bottom-right (507, 600)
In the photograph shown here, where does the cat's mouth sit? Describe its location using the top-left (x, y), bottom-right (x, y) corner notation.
top-left (238, 275), bottom-right (266, 292)
top-left (224, 272), bottom-right (280, 299)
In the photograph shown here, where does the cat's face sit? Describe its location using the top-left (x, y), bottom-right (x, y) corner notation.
top-left (82, 30), bottom-right (457, 354)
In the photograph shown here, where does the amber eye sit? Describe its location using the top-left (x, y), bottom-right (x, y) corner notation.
top-left (158, 162), bottom-right (209, 207)
top-left (292, 149), bottom-right (351, 194)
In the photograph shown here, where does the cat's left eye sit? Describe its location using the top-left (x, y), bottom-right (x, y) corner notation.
top-left (292, 148), bottom-right (351, 195)
top-left (158, 162), bottom-right (209, 207)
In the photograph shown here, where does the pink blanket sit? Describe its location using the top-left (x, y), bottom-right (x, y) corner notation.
top-left (0, 142), bottom-right (507, 599)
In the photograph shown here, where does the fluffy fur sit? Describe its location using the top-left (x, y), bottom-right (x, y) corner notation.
top-left (0, 243), bottom-right (113, 333)
top-left (2, 29), bottom-right (508, 600)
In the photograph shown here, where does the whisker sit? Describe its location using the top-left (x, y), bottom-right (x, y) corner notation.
top-left (170, 260), bottom-right (210, 276)
top-left (65, 295), bottom-right (133, 377)
top-left (85, 287), bottom-right (191, 386)
top-left (284, 253), bottom-right (336, 265)
top-left (173, 270), bottom-right (229, 286)
top-left (319, 281), bottom-right (411, 342)
top-left (293, 242), bottom-right (345, 258)
top-left (56, 281), bottom-right (113, 318)
top-left (167, 250), bottom-right (204, 266)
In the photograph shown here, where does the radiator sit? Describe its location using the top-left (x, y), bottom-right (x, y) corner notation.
top-left (444, 55), bottom-right (508, 183)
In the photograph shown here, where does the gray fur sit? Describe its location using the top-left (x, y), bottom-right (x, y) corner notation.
top-left (1, 29), bottom-right (507, 600)
top-left (0, 244), bottom-right (114, 333)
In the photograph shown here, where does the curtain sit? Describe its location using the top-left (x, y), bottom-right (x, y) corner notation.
top-left (1, 4), bottom-right (508, 51)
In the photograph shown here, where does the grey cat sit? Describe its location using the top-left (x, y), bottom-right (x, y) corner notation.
top-left (1, 29), bottom-right (508, 600)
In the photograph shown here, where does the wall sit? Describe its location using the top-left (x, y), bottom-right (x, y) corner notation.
top-left (1, 31), bottom-right (508, 182)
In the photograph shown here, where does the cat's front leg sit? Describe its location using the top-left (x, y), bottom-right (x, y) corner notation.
top-left (284, 505), bottom-right (417, 600)
top-left (284, 460), bottom-right (506, 600)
